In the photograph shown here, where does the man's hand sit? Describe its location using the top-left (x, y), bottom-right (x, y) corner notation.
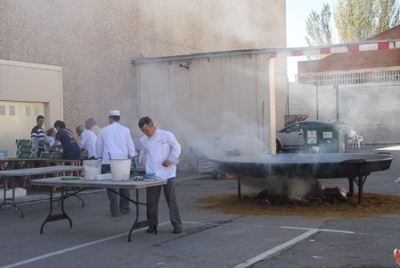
top-left (162, 159), bottom-right (172, 167)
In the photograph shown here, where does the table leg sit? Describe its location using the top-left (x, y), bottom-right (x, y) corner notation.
top-left (0, 177), bottom-right (24, 218)
top-left (355, 175), bottom-right (367, 205)
top-left (40, 186), bottom-right (73, 234)
top-left (237, 176), bottom-right (242, 200)
top-left (107, 188), bottom-right (155, 242)
top-left (347, 177), bottom-right (355, 196)
top-left (59, 188), bottom-right (85, 207)
top-left (350, 175), bottom-right (367, 205)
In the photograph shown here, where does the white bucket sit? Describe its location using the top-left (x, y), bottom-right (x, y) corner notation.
top-left (110, 159), bottom-right (131, 181)
top-left (83, 159), bottom-right (102, 180)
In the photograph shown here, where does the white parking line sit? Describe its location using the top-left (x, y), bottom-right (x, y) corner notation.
top-left (1, 221), bottom-right (199, 268)
top-left (234, 226), bottom-right (354, 268)
top-left (1, 222), bottom-right (350, 268)
top-left (1, 232), bottom-right (130, 268)
top-left (281, 226), bottom-right (355, 234)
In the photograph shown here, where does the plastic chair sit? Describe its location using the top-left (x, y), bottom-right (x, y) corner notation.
top-left (356, 134), bottom-right (364, 148)
top-left (348, 130), bottom-right (364, 149)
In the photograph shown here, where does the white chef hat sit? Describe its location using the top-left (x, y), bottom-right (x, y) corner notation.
top-left (109, 110), bottom-right (121, 116)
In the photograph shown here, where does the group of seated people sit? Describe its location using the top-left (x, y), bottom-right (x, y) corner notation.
top-left (31, 115), bottom-right (99, 160)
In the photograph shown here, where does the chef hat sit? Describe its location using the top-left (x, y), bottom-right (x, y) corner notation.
top-left (109, 110), bottom-right (121, 117)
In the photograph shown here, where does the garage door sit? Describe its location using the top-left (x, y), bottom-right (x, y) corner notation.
top-left (0, 101), bottom-right (45, 158)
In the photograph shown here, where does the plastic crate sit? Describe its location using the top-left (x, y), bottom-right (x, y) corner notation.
top-left (17, 151), bottom-right (34, 158)
top-left (40, 151), bottom-right (55, 158)
top-left (17, 145), bottom-right (35, 152)
top-left (16, 139), bottom-right (32, 146)
top-left (0, 150), bottom-right (8, 160)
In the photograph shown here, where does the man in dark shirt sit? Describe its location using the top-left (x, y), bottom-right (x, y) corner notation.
top-left (52, 120), bottom-right (81, 160)
top-left (31, 115), bottom-right (48, 157)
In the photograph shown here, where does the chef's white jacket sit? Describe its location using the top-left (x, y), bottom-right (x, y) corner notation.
top-left (79, 129), bottom-right (97, 158)
top-left (96, 122), bottom-right (136, 164)
top-left (139, 128), bottom-right (181, 180)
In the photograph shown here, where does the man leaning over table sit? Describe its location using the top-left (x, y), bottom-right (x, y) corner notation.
top-left (76, 125), bottom-right (97, 159)
top-left (96, 110), bottom-right (136, 217)
top-left (52, 120), bottom-right (81, 160)
top-left (138, 116), bottom-right (182, 234)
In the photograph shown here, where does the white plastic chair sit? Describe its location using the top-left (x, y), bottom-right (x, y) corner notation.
top-left (348, 130), bottom-right (364, 149)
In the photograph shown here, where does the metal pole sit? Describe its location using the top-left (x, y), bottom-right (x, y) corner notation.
top-left (334, 85), bottom-right (339, 121)
top-left (286, 77), bottom-right (290, 115)
top-left (314, 82), bottom-right (319, 120)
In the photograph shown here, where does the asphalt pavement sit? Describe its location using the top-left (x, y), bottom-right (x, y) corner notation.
top-left (1, 144), bottom-right (400, 268)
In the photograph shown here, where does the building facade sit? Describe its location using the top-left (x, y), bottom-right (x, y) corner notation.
top-left (297, 25), bottom-right (400, 87)
top-left (294, 25), bottom-right (400, 144)
top-left (0, 1), bottom-right (287, 160)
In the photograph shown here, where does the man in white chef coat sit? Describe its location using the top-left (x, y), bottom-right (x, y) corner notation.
top-left (76, 125), bottom-right (97, 159)
top-left (96, 110), bottom-right (136, 217)
top-left (138, 116), bottom-right (182, 234)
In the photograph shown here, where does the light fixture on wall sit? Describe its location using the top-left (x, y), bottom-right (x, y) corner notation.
top-left (179, 61), bottom-right (191, 69)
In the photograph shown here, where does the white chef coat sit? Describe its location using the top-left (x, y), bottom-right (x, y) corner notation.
top-left (78, 129), bottom-right (97, 158)
top-left (139, 128), bottom-right (181, 180)
top-left (96, 122), bottom-right (136, 164)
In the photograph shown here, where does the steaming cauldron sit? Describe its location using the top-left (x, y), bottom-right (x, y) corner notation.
top-left (208, 152), bottom-right (394, 204)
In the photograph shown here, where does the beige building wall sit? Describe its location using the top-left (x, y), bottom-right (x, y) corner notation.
top-left (0, 1), bottom-right (287, 161)
top-left (135, 54), bottom-right (277, 158)
top-left (0, 60), bottom-right (63, 156)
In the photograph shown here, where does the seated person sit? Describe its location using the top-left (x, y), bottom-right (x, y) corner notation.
top-left (46, 128), bottom-right (61, 151)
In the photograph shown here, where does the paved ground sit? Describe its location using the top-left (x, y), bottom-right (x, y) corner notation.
top-left (1, 144), bottom-right (400, 268)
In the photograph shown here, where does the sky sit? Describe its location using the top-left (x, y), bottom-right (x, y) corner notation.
top-left (286, 0), bottom-right (338, 81)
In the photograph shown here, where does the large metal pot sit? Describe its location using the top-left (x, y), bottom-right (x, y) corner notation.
top-left (208, 153), bottom-right (394, 179)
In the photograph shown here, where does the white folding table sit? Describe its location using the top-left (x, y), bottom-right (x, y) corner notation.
top-left (0, 165), bottom-right (83, 218)
top-left (30, 177), bottom-right (167, 242)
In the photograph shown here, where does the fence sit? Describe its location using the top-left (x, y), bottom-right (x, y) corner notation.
top-left (287, 82), bottom-right (400, 144)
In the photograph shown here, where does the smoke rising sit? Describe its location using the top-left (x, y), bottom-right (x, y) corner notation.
top-left (241, 176), bottom-right (316, 199)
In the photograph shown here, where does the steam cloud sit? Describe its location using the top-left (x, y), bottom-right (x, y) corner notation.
top-left (241, 176), bottom-right (317, 200)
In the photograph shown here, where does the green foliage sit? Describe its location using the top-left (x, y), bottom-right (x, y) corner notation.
top-left (305, 4), bottom-right (332, 47)
top-left (305, 0), bottom-right (400, 46)
top-left (334, 0), bottom-right (400, 42)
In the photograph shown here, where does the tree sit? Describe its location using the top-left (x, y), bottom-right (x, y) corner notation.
top-left (334, 0), bottom-right (400, 43)
top-left (305, 4), bottom-right (332, 47)
top-left (305, 0), bottom-right (400, 46)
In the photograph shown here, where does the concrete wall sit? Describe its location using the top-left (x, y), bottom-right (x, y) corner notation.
top-left (0, 60), bottom-right (63, 122)
top-left (0, 60), bottom-right (63, 156)
top-left (0, 0), bottom-right (287, 165)
top-left (135, 54), bottom-right (279, 159)
top-left (288, 82), bottom-right (400, 144)
top-left (0, 60), bottom-right (64, 156)
top-left (339, 86), bottom-right (400, 143)
top-left (0, 0), bottom-right (287, 134)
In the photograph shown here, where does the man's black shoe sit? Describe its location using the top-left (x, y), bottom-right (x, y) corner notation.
top-left (120, 208), bottom-right (130, 214)
top-left (173, 227), bottom-right (182, 234)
